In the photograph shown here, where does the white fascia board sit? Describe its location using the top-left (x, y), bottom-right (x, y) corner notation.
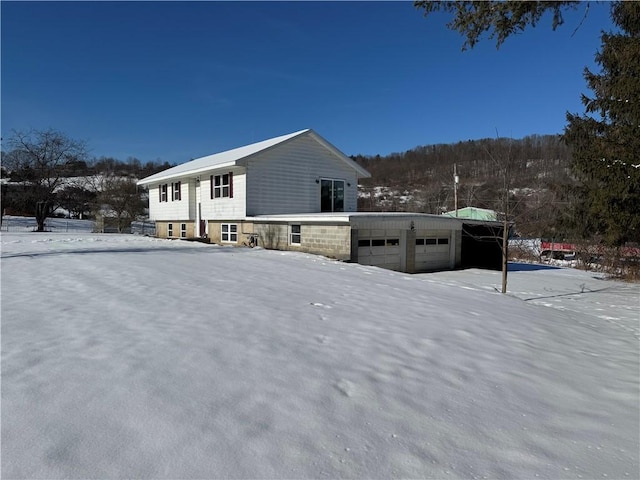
top-left (307, 131), bottom-right (371, 179)
top-left (349, 212), bottom-right (463, 231)
top-left (249, 213), bottom-right (352, 223)
top-left (137, 161), bottom-right (237, 186)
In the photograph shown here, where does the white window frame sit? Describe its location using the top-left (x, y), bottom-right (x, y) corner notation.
top-left (168, 223), bottom-right (174, 237)
top-left (212, 174), bottom-right (231, 198)
top-left (221, 223), bottom-right (238, 243)
top-left (289, 224), bottom-right (301, 245)
top-left (180, 223), bottom-right (187, 238)
top-left (160, 184), bottom-right (168, 202)
top-left (172, 182), bottom-right (181, 201)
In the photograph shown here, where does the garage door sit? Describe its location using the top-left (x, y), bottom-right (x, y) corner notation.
top-left (357, 229), bottom-right (401, 271)
top-left (415, 234), bottom-right (451, 272)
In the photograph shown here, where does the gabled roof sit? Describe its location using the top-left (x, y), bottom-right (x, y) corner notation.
top-left (137, 129), bottom-right (370, 185)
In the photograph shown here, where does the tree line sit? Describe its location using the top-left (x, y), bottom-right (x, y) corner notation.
top-left (1, 129), bottom-right (174, 232)
top-left (352, 134), bottom-right (575, 240)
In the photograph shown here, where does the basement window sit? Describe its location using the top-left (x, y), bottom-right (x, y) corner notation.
top-left (168, 223), bottom-right (174, 237)
top-left (290, 224), bottom-right (301, 245)
top-left (221, 224), bottom-right (237, 242)
top-left (180, 223), bottom-right (187, 238)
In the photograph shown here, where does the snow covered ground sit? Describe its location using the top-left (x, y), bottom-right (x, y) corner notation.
top-left (1, 232), bottom-right (638, 479)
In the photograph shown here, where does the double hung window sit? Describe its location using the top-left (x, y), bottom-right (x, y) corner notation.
top-left (159, 184), bottom-right (168, 202)
top-left (172, 182), bottom-right (181, 201)
top-left (290, 225), bottom-right (301, 245)
top-left (211, 173), bottom-right (233, 199)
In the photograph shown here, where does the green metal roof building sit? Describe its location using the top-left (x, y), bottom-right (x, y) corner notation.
top-left (443, 207), bottom-right (498, 221)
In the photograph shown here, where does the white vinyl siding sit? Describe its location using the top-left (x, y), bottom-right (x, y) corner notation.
top-left (200, 169), bottom-right (246, 219)
top-left (245, 135), bottom-right (359, 216)
top-left (148, 180), bottom-right (193, 221)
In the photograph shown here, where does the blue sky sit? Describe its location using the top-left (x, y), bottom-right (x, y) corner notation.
top-left (2, 1), bottom-right (613, 164)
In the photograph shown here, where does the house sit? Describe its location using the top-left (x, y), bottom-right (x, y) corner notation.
top-left (137, 129), bottom-right (464, 273)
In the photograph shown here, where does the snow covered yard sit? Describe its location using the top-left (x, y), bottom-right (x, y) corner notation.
top-left (1, 232), bottom-right (638, 479)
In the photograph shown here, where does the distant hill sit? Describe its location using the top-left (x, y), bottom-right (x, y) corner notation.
top-left (352, 134), bottom-right (574, 238)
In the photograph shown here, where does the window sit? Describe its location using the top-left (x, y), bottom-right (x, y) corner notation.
top-left (172, 182), bottom-right (181, 201)
top-left (416, 237), bottom-right (446, 246)
top-left (180, 223), bottom-right (187, 238)
top-left (320, 179), bottom-right (344, 212)
top-left (211, 173), bottom-right (233, 199)
top-left (168, 223), bottom-right (174, 237)
top-left (290, 224), bottom-right (301, 245)
top-left (221, 224), bottom-right (237, 242)
top-left (159, 184), bottom-right (168, 202)
top-left (361, 238), bottom-right (397, 247)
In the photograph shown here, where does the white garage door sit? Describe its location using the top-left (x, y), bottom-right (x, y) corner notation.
top-left (415, 233), bottom-right (451, 272)
top-left (357, 229), bottom-right (401, 271)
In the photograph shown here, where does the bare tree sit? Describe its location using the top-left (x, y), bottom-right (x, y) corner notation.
top-left (97, 174), bottom-right (146, 233)
top-left (4, 129), bottom-right (88, 231)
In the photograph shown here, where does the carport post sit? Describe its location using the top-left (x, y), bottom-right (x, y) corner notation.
top-left (404, 228), bottom-right (416, 273)
top-left (449, 230), bottom-right (457, 269)
top-left (350, 228), bottom-right (359, 263)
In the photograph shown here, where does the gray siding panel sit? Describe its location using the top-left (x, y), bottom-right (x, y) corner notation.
top-left (246, 135), bottom-right (359, 215)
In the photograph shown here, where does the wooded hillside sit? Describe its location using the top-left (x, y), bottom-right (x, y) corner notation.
top-left (352, 134), bottom-right (574, 239)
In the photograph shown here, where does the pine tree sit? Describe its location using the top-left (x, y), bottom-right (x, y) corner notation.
top-left (564, 2), bottom-right (640, 246)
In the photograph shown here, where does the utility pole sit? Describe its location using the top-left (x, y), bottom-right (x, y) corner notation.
top-left (453, 164), bottom-right (459, 217)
